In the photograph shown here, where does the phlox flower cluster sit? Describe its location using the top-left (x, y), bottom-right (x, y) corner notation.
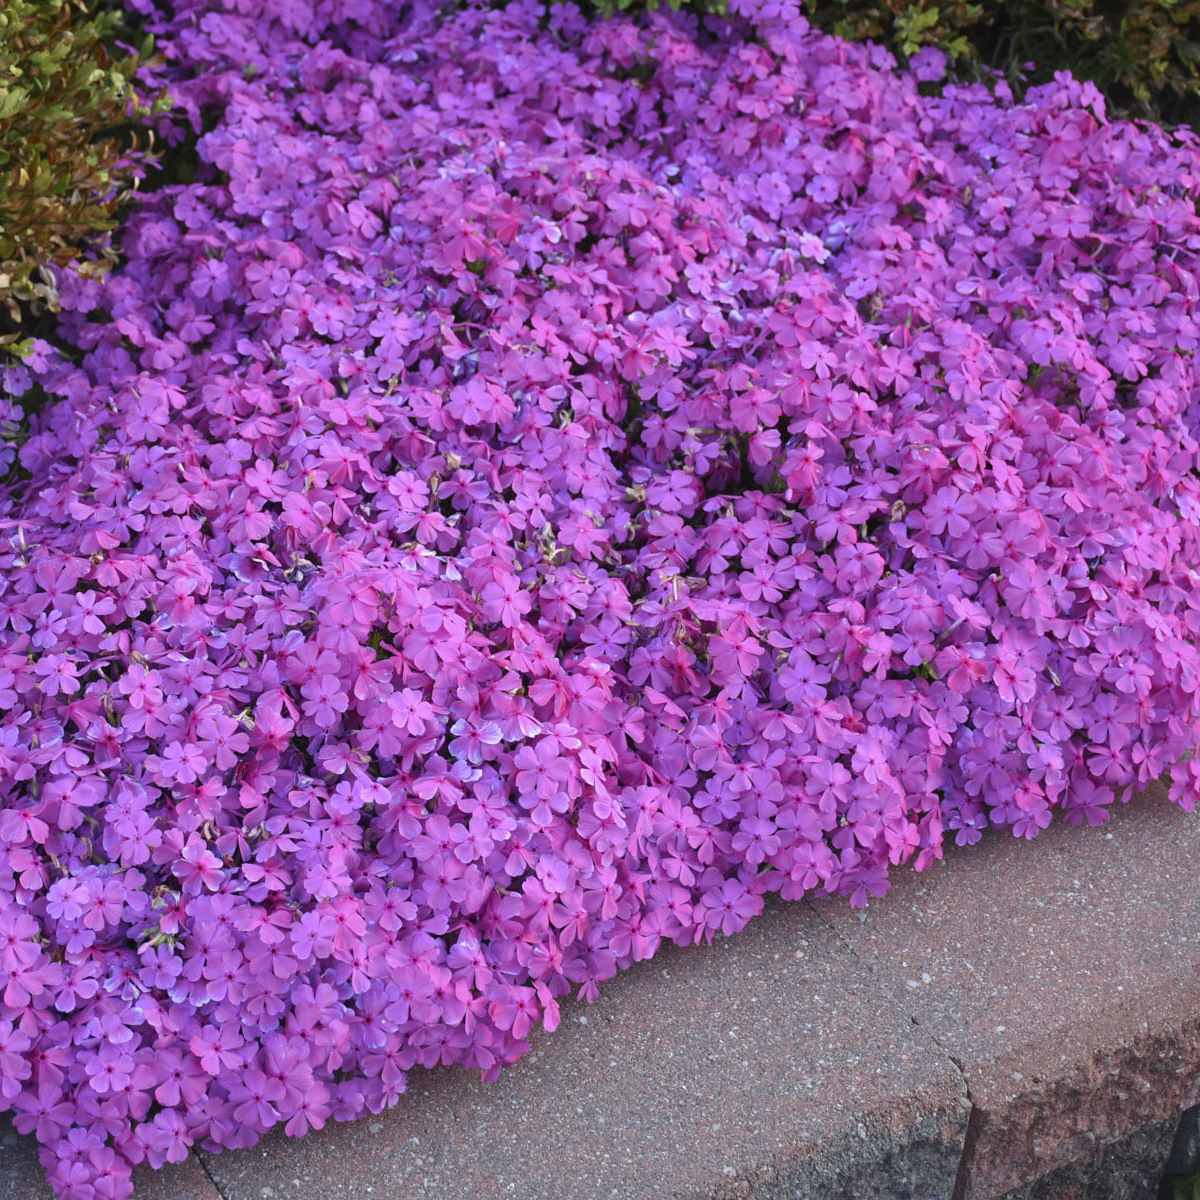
top-left (2, 0), bottom-right (1200, 1193)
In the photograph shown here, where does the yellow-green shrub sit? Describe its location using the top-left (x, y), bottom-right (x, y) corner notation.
top-left (803, 0), bottom-right (1200, 124)
top-left (0, 0), bottom-right (166, 355)
top-left (576, 0), bottom-right (1200, 127)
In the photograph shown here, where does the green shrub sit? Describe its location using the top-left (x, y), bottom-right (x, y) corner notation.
top-left (576, 0), bottom-right (1200, 127)
top-left (802, 0), bottom-right (1200, 124)
top-left (801, 0), bottom-right (988, 62)
top-left (1172, 1170), bottom-right (1200, 1200)
top-left (0, 0), bottom-right (165, 356)
top-left (583, 0), bottom-right (730, 18)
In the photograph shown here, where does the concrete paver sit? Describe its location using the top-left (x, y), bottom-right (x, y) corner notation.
top-left (811, 782), bottom-right (1200, 1199)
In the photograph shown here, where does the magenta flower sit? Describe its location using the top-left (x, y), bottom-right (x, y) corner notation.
top-left (33, 655), bottom-right (80, 697)
top-left (699, 878), bottom-right (761, 937)
top-left (175, 835), bottom-right (223, 893)
top-left (195, 712), bottom-right (251, 772)
top-left (300, 674), bottom-right (349, 728)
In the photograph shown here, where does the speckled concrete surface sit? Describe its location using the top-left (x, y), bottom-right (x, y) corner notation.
top-left (0, 1116), bottom-right (219, 1200)
top-left (812, 781), bottom-right (1200, 1199)
top-left (195, 902), bottom-right (967, 1200)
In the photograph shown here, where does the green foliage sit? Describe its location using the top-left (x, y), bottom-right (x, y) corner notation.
top-left (574, 0), bottom-right (1200, 127)
top-left (803, 0), bottom-right (991, 62)
top-left (800, 0), bottom-right (1200, 125)
top-left (586, 0), bottom-right (729, 17)
top-left (1173, 1170), bottom-right (1200, 1200)
top-left (0, 0), bottom-right (167, 354)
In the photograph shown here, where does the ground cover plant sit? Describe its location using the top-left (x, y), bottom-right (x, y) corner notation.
top-left (2, 0), bottom-right (1200, 1195)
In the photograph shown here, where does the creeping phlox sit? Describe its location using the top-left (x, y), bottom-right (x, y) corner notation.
top-left (2, 0), bottom-right (1200, 1194)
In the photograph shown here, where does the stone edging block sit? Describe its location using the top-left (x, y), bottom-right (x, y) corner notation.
top-left (811, 780), bottom-right (1200, 1199)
